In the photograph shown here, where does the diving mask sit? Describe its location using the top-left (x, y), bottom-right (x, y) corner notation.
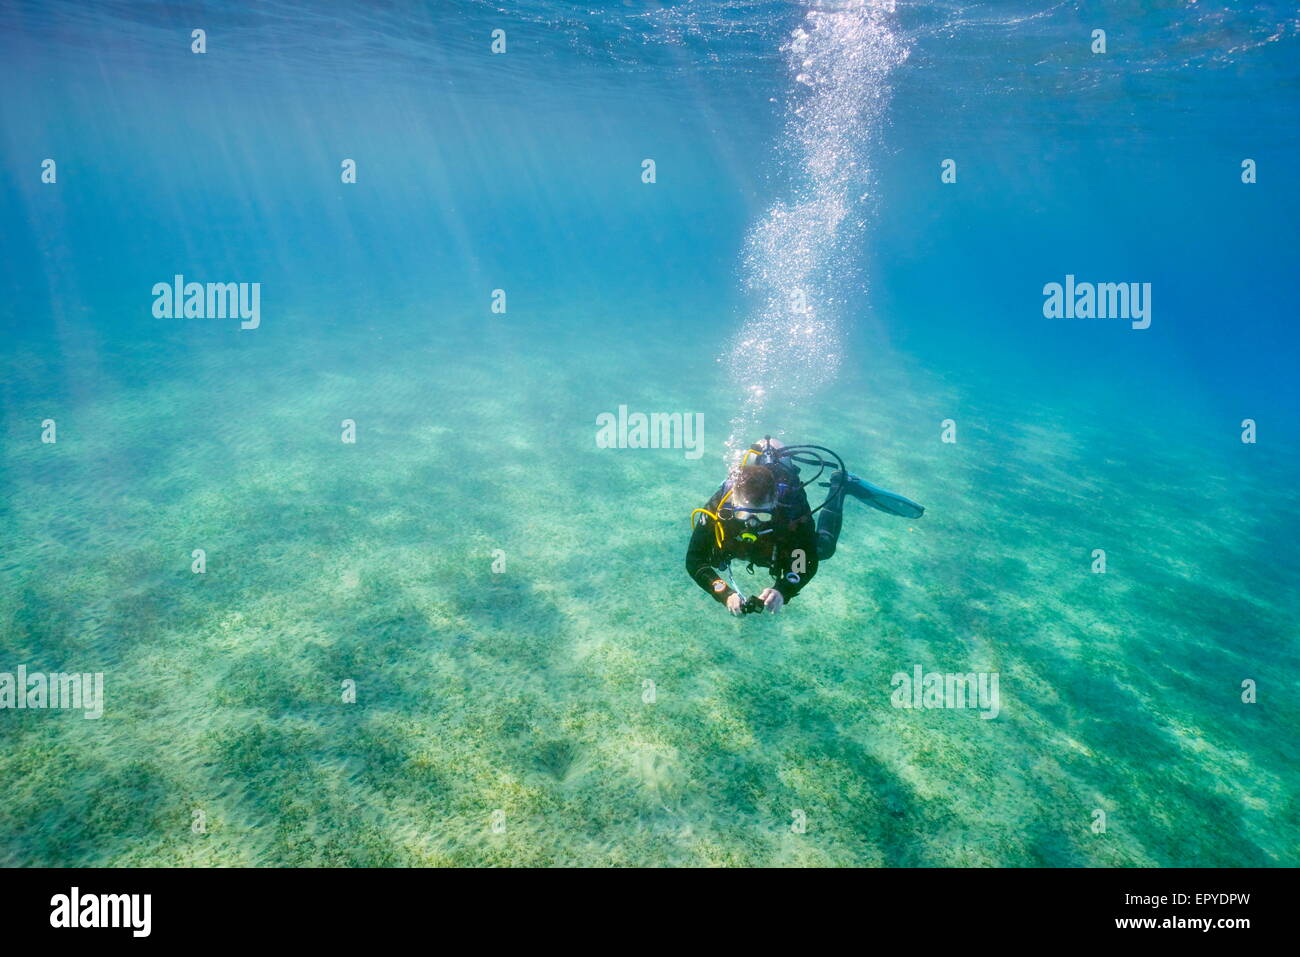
top-left (720, 500), bottom-right (776, 528)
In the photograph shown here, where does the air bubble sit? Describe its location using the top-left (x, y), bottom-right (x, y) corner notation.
top-left (725, 0), bottom-right (908, 458)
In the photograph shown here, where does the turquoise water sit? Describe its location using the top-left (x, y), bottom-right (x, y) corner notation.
top-left (1, 1), bottom-right (1297, 866)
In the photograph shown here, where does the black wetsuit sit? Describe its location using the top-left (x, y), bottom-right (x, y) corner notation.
top-left (685, 458), bottom-right (821, 607)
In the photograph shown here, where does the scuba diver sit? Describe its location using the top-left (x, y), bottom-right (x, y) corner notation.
top-left (686, 437), bottom-right (925, 616)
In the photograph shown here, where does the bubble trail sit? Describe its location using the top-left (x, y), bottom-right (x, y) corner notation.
top-left (723, 0), bottom-right (908, 458)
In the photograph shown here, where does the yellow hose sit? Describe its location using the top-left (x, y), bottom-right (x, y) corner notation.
top-left (690, 507), bottom-right (726, 548)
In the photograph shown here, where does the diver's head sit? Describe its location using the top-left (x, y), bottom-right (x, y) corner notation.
top-left (727, 465), bottom-right (777, 527)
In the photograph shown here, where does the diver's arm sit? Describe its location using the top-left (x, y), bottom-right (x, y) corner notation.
top-left (686, 520), bottom-right (734, 604)
top-left (773, 519), bottom-right (819, 602)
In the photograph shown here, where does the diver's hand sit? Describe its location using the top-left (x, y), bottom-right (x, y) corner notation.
top-left (759, 588), bottom-right (784, 615)
top-left (726, 593), bottom-right (746, 617)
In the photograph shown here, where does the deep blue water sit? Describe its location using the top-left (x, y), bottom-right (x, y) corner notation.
top-left (4, 3), bottom-right (1298, 424)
